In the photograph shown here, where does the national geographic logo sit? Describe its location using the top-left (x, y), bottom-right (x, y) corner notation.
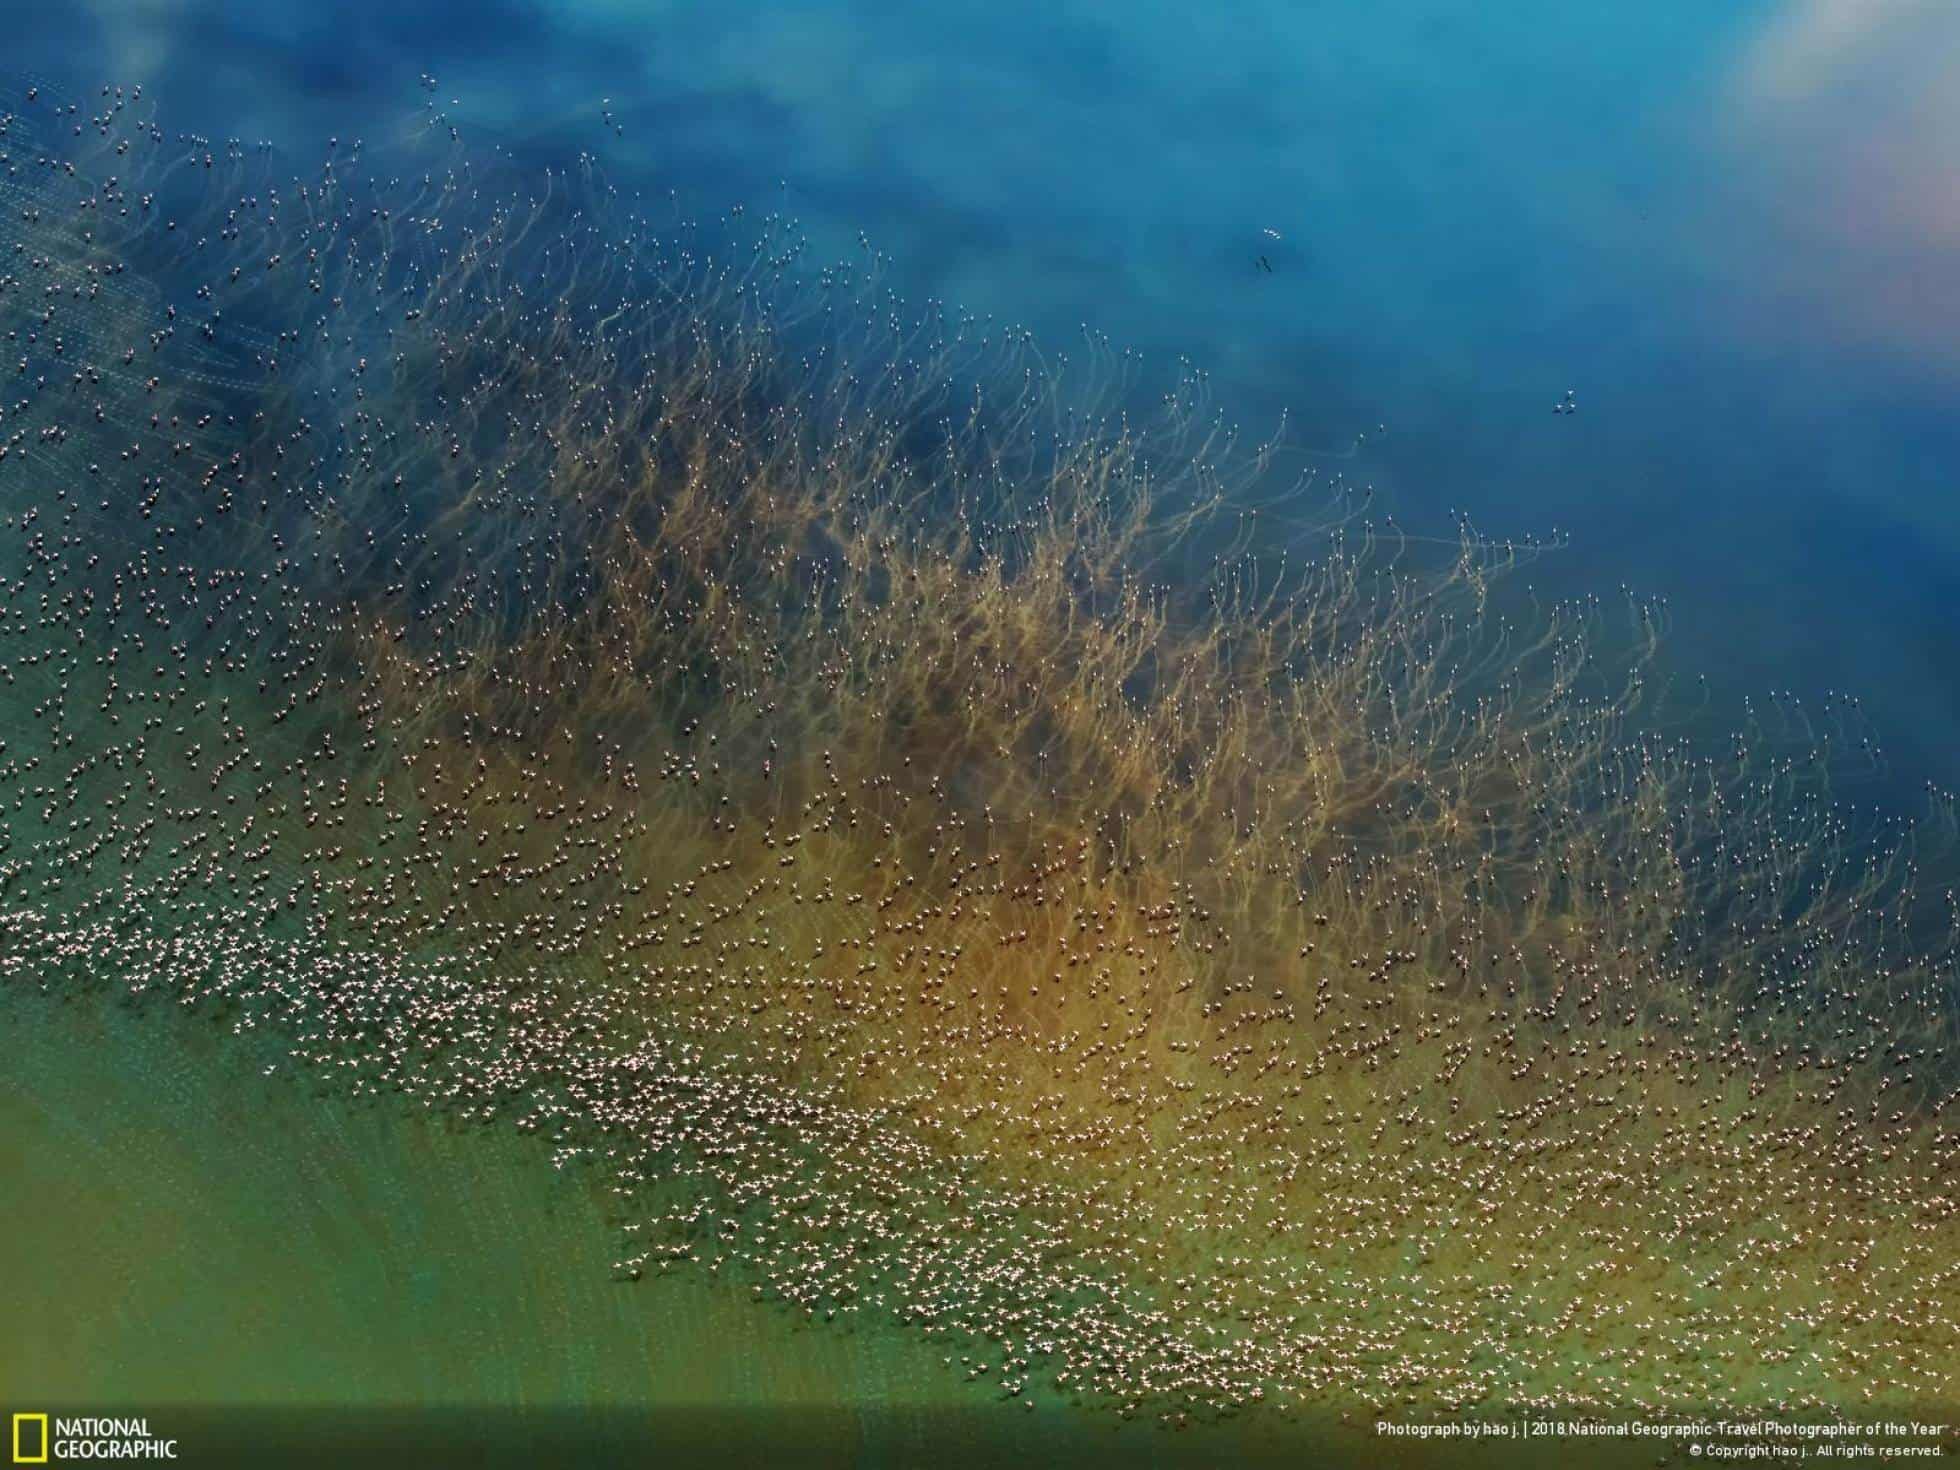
top-left (10, 1416), bottom-right (177, 1461)
top-left (9, 1417), bottom-right (44, 1466)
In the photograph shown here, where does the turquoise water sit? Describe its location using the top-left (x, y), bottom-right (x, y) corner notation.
top-left (3, 0), bottom-right (1954, 795)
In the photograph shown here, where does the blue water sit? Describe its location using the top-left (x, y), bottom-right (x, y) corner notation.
top-left (10, 0), bottom-right (1957, 795)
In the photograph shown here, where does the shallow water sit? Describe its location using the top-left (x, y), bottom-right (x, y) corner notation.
top-left (8, 989), bottom-right (1571, 1468)
top-left (4, 989), bottom-right (1057, 1462)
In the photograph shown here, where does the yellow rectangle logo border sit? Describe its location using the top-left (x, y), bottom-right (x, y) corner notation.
top-left (11, 1413), bottom-right (49, 1465)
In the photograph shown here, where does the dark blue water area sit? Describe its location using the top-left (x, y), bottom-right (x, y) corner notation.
top-left (8, 0), bottom-right (1957, 808)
